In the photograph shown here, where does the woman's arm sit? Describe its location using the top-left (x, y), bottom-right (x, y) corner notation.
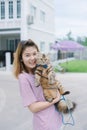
top-left (28, 91), bottom-right (60, 113)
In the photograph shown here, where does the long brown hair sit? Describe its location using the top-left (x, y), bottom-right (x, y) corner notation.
top-left (13, 39), bottom-right (39, 78)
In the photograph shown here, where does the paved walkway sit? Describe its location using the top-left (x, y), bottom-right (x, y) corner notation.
top-left (0, 71), bottom-right (87, 130)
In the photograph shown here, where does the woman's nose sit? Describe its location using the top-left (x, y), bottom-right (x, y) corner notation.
top-left (30, 55), bottom-right (35, 60)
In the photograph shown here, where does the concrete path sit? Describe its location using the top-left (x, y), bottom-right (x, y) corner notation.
top-left (0, 71), bottom-right (87, 130)
top-left (56, 73), bottom-right (87, 130)
top-left (0, 71), bottom-right (33, 130)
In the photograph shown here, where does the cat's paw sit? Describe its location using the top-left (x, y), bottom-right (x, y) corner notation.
top-left (35, 82), bottom-right (40, 87)
top-left (45, 97), bottom-right (53, 102)
top-left (35, 79), bottom-right (40, 87)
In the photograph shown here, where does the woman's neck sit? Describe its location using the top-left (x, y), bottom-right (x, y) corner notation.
top-left (28, 67), bottom-right (36, 74)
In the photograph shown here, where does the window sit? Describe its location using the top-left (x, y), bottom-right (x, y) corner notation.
top-left (40, 10), bottom-right (45, 22)
top-left (9, 1), bottom-right (13, 19)
top-left (17, 0), bottom-right (21, 18)
top-left (0, 1), bottom-right (5, 19)
top-left (40, 42), bottom-right (45, 52)
top-left (30, 5), bottom-right (36, 18)
top-left (14, 39), bottom-right (20, 51)
top-left (49, 42), bottom-right (53, 50)
top-left (7, 40), bottom-right (14, 51)
top-left (7, 39), bottom-right (20, 51)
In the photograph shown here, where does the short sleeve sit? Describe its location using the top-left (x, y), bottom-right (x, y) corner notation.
top-left (18, 74), bottom-right (37, 107)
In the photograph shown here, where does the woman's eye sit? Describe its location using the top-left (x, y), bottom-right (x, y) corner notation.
top-left (33, 53), bottom-right (37, 56)
top-left (25, 54), bottom-right (30, 57)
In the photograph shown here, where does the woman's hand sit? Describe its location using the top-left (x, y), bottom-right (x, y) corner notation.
top-left (28, 90), bottom-right (61, 113)
top-left (52, 91), bottom-right (61, 104)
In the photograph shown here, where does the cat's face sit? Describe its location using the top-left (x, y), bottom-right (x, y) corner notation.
top-left (36, 53), bottom-right (50, 65)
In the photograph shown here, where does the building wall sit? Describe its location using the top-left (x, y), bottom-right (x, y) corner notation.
top-left (0, 0), bottom-right (55, 53)
top-left (21, 0), bottom-right (55, 52)
top-left (0, 0), bottom-right (55, 66)
top-left (0, 0), bottom-right (21, 30)
top-left (74, 47), bottom-right (87, 60)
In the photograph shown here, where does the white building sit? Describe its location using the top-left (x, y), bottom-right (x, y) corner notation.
top-left (0, 0), bottom-right (55, 65)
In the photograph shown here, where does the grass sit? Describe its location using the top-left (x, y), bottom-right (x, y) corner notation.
top-left (58, 60), bottom-right (87, 72)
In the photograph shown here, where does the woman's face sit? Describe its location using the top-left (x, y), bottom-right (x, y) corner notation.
top-left (22, 46), bottom-right (38, 72)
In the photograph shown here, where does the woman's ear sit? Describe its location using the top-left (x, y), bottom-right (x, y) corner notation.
top-left (20, 59), bottom-right (23, 62)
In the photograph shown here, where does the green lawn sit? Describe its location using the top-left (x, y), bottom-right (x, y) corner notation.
top-left (59, 60), bottom-right (87, 72)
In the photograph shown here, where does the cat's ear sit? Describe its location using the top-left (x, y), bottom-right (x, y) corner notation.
top-left (46, 53), bottom-right (51, 58)
top-left (36, 52), bottom-right (41, 57)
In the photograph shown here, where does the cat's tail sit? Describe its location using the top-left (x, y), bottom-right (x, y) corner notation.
top-left (55, 100), bottom-right (76, 114)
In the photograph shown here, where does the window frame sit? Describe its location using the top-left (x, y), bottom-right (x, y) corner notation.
top-left (9, 0), bottom-right (13, 19)
top-left (40, 10), bottom-right (45, 23)
top-left (0, 1), bottom-right (5, 19)
top-left (30, 4), bottom-right (36, 18)
top-left (40, 41), bottom-right (45, 52)
top-left (17, 0), bottom-right (21, 18)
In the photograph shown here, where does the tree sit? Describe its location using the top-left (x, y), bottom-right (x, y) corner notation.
top-left (77, 36), bottom-right (87, 46)
top-left (82, 37), bottom-right (87, 46)
top-left (66, 31), bottom-right (74, 41)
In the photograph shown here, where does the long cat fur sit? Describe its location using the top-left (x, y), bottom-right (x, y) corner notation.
top-left (35, 53), bottom-right (76, 113)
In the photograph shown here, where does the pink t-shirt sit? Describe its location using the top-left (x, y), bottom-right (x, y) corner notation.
top-left (18, 72), bottom-right (62, 130)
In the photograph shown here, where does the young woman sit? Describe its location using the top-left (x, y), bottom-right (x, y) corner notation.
top-left (13, 39), bottom-right (62, 130)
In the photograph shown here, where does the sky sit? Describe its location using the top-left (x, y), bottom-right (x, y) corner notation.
top-left (54, 0), bottom-right (87, 38)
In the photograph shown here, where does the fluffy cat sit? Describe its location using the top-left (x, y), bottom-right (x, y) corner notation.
top-left (35, 52), bottom-right (76, 113)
